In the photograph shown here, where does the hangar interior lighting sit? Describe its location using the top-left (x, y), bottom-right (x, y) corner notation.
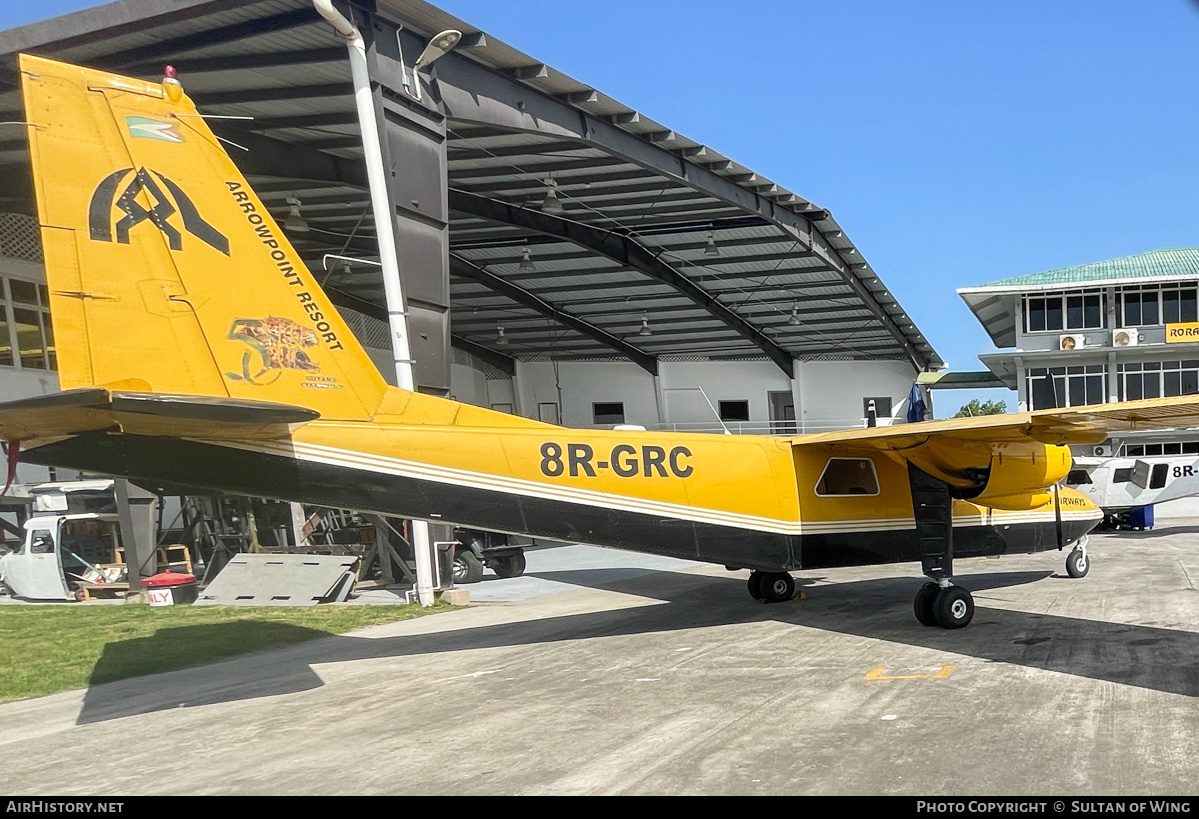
top-left (540, 178), bottom-right (564, 213)
top-left (638, 312), bottom-right (652, 336)
top-left (496, 324), bottom-right (509, 345)
top-left (519, 244), bottom-right (535, 270)
top-left (704, 230), bottom-right (720, 257)
top-left (284, 196), bottom-right (309, 234)
top-left (788, 303), bottom-right (801, 326)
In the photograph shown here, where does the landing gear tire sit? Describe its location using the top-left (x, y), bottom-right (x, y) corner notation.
top-left (452, 550), bottom-right (484, 584)
top-left (914, 582), bottom-right (940, 627)
top-left (1066, 547), bottom-right (1089, 578)
top-left (747, 571), bottom-right (764, 600)
top-left (490, 552), bottom-right (527, 579)
top-left (933, 586), bottom-right (974, 629)
top-left (758, 572), bottom-right (795, 603)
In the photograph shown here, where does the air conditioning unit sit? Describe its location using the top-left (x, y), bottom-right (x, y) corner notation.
top-left (1113, 329), bottom-right (1140, 347)
top-left (1059, 333), bottom-right (1086, 350)
top-left (1093, 446), bottom-right (1110, 457)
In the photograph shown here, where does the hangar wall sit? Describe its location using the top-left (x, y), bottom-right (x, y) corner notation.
top-left (445, 351), bottom-right (921, 432)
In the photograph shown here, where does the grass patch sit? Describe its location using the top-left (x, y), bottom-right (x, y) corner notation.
top-left (0, 602), bottom-right (451, 703)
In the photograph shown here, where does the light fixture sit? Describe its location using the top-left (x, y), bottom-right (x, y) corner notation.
top-left (540, 178), bottom-right (564, 213)
top-left (519, 244), bottom-right (535, 270)
top-left (414, 29), bottom-right (462, 69)
top-left (788, 303), bottom-right (801, 326)
top-left (496, 324), bottom-right (509, 346)
top-left (283, 195), bottom-right (309, 234)
top-left (704, 230), bottom-right (720, 257)
top-left (638, 312), bottom-right (652, 336)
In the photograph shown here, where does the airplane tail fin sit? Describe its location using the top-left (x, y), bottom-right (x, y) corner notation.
top-left (20, 54), bottom-right (389, 421)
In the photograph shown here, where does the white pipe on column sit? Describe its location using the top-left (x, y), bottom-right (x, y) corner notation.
top-left (313, 0), bottom-right (436, 607)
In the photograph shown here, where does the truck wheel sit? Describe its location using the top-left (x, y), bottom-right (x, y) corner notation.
top-left (452, 550), bottom-right (484, 584)
top-left (491, 551), bottom-right (527, 579)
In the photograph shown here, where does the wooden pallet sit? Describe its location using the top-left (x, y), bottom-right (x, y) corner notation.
top-left (76, 582), bottom-right (130, 601)
top-left (114, 544), bottom-right (193, 575)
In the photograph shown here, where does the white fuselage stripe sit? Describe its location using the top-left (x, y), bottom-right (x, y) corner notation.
top-left (200, 438), bottom-right (1099, 537)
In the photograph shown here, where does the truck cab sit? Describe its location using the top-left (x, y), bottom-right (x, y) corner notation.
top-left (0, 514), bottom-right (122, 600)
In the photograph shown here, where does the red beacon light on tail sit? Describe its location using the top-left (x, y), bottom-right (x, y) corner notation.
top-left (162, 65), bottom-right (182, 102)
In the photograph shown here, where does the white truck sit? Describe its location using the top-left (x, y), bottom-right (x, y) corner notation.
top-left (0, 514), bottom-right (122, 600)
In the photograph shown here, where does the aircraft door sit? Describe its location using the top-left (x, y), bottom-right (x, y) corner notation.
top-left (1131, 460), bottom-right (1152, 490)
top-left (3, 523), bottom-right (70, 600)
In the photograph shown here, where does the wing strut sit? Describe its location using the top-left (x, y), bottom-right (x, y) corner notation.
top-left (1053, 484), bottom-right (1065, 550)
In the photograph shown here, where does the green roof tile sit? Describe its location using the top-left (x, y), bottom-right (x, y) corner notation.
top-left (982, 248), bottom-right (1199, 288)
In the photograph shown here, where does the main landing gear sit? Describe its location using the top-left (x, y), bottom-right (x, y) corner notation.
top-left (913, 581), bottom-right (975, 629)
top-left (747, 570), bottom-right (795, 603)
top-left (909, 462), bottom-right (975, 629)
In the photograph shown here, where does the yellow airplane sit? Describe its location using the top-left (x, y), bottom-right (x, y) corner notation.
top-left (9, 54), bottom-right (1199, 628)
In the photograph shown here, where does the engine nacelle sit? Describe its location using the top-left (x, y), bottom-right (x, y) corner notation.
top-left (971, 443), bottom-right (1072, 510)
top-left (904, 439), bottom-right (1072, 511)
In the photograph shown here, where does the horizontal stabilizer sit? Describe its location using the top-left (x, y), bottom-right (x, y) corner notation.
top-left (0, 388), bottom-right (319, 442)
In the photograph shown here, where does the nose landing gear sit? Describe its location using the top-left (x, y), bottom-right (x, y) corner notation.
top-left (1065, 536), bottom-right (1090, 578)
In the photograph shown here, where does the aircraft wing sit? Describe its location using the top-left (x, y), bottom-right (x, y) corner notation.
top-left (0, 388), bottom-right (318, 442)
top-left (795, 394), bottom-right (1199, 450)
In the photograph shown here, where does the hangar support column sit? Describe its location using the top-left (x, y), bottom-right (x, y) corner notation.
top-left (357, 8), bottom-right (453, 397)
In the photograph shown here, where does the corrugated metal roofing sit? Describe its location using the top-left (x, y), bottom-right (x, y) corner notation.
top-left (974, 248), bottom-right (1199, 291)
top-left (0, 0), bottom-right (944, 370)
top-left (958, 248), bottom-right (1199, 349)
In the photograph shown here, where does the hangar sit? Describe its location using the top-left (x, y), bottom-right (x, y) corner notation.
top-left (0, 0), bottom-right (943, 579)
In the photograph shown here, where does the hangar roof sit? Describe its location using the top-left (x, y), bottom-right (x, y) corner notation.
top-left (959, 248), bottom-right (1199, 349)
top-left (0, 0), bottom-right (944, 374)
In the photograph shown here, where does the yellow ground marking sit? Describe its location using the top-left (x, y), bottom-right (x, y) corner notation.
top-left (863, 665), bottom-right (955, 681)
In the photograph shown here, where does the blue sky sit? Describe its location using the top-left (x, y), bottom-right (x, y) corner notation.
top-left (6, 1), bottom-right (1199, 417)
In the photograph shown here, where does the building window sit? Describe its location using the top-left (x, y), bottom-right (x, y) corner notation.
top-left (1025, 291), bottom-right (1103, 333)
top-left (718, 400), bottom-right (749, 422)
top-left (1119, 285), bottom-right (1199, 327)
top-left (1118, 361), bottom-right (1199, 401)
top-left (0, 276), bottom-right (53, 370)
top-left (1026, 365), bottom-right (1106, 409)
top-left (1120, 288), bottom-right (1159, 327)
top-left (863, 397), bottom-right (893, 419)
top-left (1122, 441), bottom-right (1199, 456)
top-left (815, 458), bottom-right (880, 496)
top-left (593, 402), bottom-right (625, 425)
top-left (1163, 285), bottom-right (1199, 324)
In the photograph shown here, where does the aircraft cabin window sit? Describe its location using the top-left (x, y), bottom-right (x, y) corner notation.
top-left (1113, 468), bottom-right (1133, 483)
top-left (29, 532), bottom-right (53, 554)
top-left (1066, 470), bottom-right (1093, 485)
top-left (815, 458), bottom-right (880, 497)
top-left (1150, 463), bottom-right (1169, 490)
